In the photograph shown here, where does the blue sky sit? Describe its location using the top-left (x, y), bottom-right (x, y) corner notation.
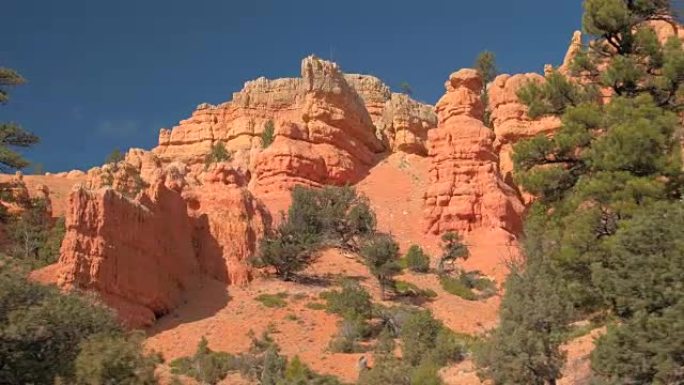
top-left (2, 0), bottom-right (582, 172)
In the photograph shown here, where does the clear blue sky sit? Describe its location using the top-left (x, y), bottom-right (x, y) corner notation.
top-left (2, 0), bottom-right (582, 172)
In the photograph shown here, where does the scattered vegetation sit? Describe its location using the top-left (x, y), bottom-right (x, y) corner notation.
top-left (439, 271), bottom-right (496, 301)
top-left (250, 185), bottom-right (376, 281)
top-left (402, 244), bottom-right (430, 273)
top-left (322, 281), bottom-right (374, 353)
top-left (320, 280), bottom-right (373, 319)
top-left (205, 141), bottom-right (231, 166)
top-left (255, 292), bottom-right (289, 308)
top-left (360, 234), bottom-right (401, 300)
top-left (305, 302), bottom-right (326, 311)
top-left (358, 309), bottom-right (466, 385)
top-left (394, 280), bottom-right (437, 299)
top-left (0, 259), bottom-right (159, 384)
top-left (437, 231), bottom-right (469, 274)
top-left (171, 332), bottom-right (344, 385)
top-left (262, 120), bottom-right (276, 148)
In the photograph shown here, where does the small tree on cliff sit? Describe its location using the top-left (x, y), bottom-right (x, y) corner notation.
top-left (261, 120), bottom-right (275, 148)
top-left (105, 148), bottom-right (124, 165)
top-left (205, 141), bottom-right (231, 166)
top-left (437, 231), bottom-right (469, 274)
top-left (474, 51), bottom-right (498, 127)
top-left (0, 67), bottom-right (39, 170)
top-left (398, 81), bottom-right (413, 96)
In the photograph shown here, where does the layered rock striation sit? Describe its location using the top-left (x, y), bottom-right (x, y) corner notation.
top-left (423, 69), bottom-right (524, 236)
top-left (56, 163), bottom-right (268, 327)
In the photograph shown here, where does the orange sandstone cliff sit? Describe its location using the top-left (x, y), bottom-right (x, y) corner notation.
top-left (422, 69), bottom-right (524, 237)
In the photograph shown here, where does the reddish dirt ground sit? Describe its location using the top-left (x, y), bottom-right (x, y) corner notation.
top-left (145, 153), bottom-right (522, 384)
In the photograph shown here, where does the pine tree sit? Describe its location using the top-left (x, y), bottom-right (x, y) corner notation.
top-left (478, 1), bottom-right (684, 384)
top-left (513, 0), bottom-right (684, 311)
top-left (590, 202), bottom-right (684, 384)
top-left (475, 253), bottom-right (572, 385)
top-left (475, 51), bottom-right (498, 127)
top-left (0, 67), bottom-right (39, 170)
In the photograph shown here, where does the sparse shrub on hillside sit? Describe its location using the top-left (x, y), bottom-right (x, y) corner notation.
top-left (409, 360), bottom-right (444, 385)
top-left (0, 259), bottom-right (157, 385)
top-left (403, 244), bottom-right (430, 273)
top-left (73, 332), bottom-right (160, 385)
top-left (321, 280), bottom-right (373, 320)
top-left (439, 271), bottom-right (496, 301)
top-left (287, 185), bottom-right (376, 249)
top-left (251, 185), bottom-right (376, 281)
top-left (250, 220), bottom-right (319, 281)
top-left (360, 234), bottom-right (401, 300)
top-left (398, 81), bottom-right (413, 96)
top-left (262, 120), bottom-right (275, 148)
top-left (398, 310), bottom-right (441, 366)
top-left (170, 337), bottom-right (239, 384)
top-left (397, 310), bottom-right (466, 367)
top-left (394, 280), bottom-right (437, 299)
top-left (172, 331), bottom-right (344, 385)
top-left (280, 355), bottom-right (345, 385)
top-left (323, 281), bottom-right (373, 354)
top-left (439, 271), bottom-right (497, 301)
top-left (439, 275), bottom-right (478, 300)
top-left (205, 141), bottom-right (231, 166)
top-left (255, 292), bottom-right (289, 308)
top-left (437, 232), bottom-right (469, 274)
top-left (357, 356), bottom-right (411, 385)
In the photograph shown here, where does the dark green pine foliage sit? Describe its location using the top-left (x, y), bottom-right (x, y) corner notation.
top-left (590, 202), bottom-right (684, 384)
top-left (474, 51), bottom-right (498, 127)
top-left (479, 1), bottom-right (684, 384)
top-left (0, 67), bottom-right (39, 170)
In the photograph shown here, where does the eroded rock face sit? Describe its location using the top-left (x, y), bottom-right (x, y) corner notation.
top-left (153, 57), bottom-right (435, 185)
top-left (57, 163), bottom-right (268, 326)
top-left (345, 74), bottom-right (437, 155)
top-left (185, 163), bottom-right (269, 285)
top-left (489, 73), bottom-right (561, 187)
top-left (57, 173), bottom-right (200, 327)
top-left (423, 69), bottom-right (524, 235)
top-left (250, 57), bottom-right (387, 211)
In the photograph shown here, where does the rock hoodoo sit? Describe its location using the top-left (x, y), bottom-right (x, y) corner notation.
top-left (423, 69), bottom-right (524, 236)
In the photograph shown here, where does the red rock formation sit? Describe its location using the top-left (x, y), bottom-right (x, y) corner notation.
top-left (250, 56), bottom-right (386, 211)
top-left (153, 57), bottom-right (435, 184)
top-left (345, 74), bottom-right (437, 155)
top-left (489, 73), bottom-right (561, 188)
top-left (423, 69), bottom-right (524, 236)
top-left (57, 172), bottom-right (200, 327)
top-left (184, 163), bottom-right (269, 285)
top-left (56, 161), bottom-right (268, 326)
